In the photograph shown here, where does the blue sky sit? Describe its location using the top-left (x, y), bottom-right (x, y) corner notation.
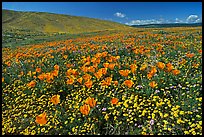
top-left (2, 2), bottom-right (202, 25)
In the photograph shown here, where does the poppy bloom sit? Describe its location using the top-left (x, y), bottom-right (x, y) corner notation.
top-left (66, 78), bottom-right (75, 85)
top-left (2, 77), bottom-right (4, 83)
top-left (186, 53), bottom-right (195, 58)
top-left (85, 97), bottom-right (96, 108)
top-left (109, 63), bottom-right (115, 70)
top-left (84, 80), bottom-right (93, 88)
top-left (83, 73), bottom-right (92, 81)
top-left (101, 77), bottom-right (112, 87)
top-left (157, 62), bottom-right (165, 70)
top-left (123, 80), bottom-right (134, 88)
top-left (111, 98), bottom-right (118, 105)
top-left (100, 68), bottom-right (107, 75)
top-left (80, 104), bottom-right (90, 115)
top-left (94, 71), bottom-right (103, 79)
top-left (52, 70), bottom-right (59, 77)
top-left (36, 112), bottom-right (47, 125)
top-left (27, 81), bottom-right (36, 87)
top-left (50, 95), bottom-right (60, 105)
top-left (130, 64), bottom-right (137, 73)
top-left (114, 81), bottom-right (118, 86)
top-left (119, 70), bottom-right (130, 77)
top-left (103, 63), bottom-right (109, 68)
top-left (63, 55), bottom-right (68, 59)
top-left (172, 69), bottom-right (180, 75)
top-left (149, 81), bottom-right (157, 88)
top-left (54, 64), bottom-right (60, 70)
top-left (140, 63), bottom-right (147, 71)
top-left (38, 74), bottom-right (45, 81)
top-left (166, 63), bottom-right (174, 72)
top-left (77, 77), bottom-right (83, 84)
top-left (36, 67), bottom-right (41, 73)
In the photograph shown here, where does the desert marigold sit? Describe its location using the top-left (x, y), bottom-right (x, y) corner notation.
top-left (27, 80), bottom-right (36, 87)
top-left (149, 81), bottom-right (157, 88)
top-left (123, 80), bottom-right (134, 88)
top-left (111, 98), bottom-right (118, 105)
top-left (50, 95), bottom-right (60, 105)
top-left (119, 69), bottom-right (130, 77)
top-left (36, 112), bottom-right (47, 125)
top-left (157, 62), bottom-right (165, 70)
top-left (85, 97), bottom-right (96, 108)
top-left (80, 104), bottom-right (90, 115)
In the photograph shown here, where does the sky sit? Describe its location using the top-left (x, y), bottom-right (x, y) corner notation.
top-left (2, 2), bottom-right (202, 25)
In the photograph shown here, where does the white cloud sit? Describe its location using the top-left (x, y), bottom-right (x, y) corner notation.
top-left (186, 15), bottom-right (199, 23)
top-left (125, 19), bottom-right (163, 25)
top-left (114, 12), bottom-right (126, 18)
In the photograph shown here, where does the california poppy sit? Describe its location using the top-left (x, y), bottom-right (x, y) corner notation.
top-left (103, 63), bottom-right (109, 68)
top-left (66, 78), bottom-right (75, 85)
top-left (149, 81), bottom-right (157, 88)
top-left (85, 97), bottom-right (96, 108)
top-left (50, 95), bottom-right (60, 105)
top-left (83, 73), bottom-right (92, 81)
top-left (101, 77), bottom-right (112, 87)
top-left (123, 80), bottom-right (134, 88)
top-left (80, 104), bottom-right (90, 115)
top-left (77, 77), bottom-right (83, 84)
top-left (172, 69), bottom-right (180, 75)
top-left (54, 64), bottom-right (60, 70)
top-left (119, 70), bottom-right (130, 77)
top-left (36, 112), bottom-right (47, 125)
top-left (27, 81), bottom-right (36, 87)
top-left (108, 63), bottom-right (115, 70)
top-left (111, 98), bottom-right (118, 105)
top-left (130, 64), bottom-right (137, 73)
top-left (94, 71), bottom-right (103, 79)
top-left (157, 62), bottom-right (165, 70)
top-left (140, 63), bottom-right (147, 71)
top-left (36, 67), bottom-right (41, 73)
top-left (84, 80), bottom-right (93, 88)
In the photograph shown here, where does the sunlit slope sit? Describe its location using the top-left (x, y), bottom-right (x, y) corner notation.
top-left (2, 9), bottom-right (132, 34)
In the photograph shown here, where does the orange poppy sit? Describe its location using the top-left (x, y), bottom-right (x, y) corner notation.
top-left (111, 98), bottom-right (118, 105)
top-left (27, 81), bottom-right (36, 87)
top-left (50, 95), bottom-right (60, 105)
top-left (186, 53), bottom-right (195, 58)
top-left (84, 80), bottom-right (93, 88)
top-left (94, 71), bottom-right (103, 79)
top-left (166, 63), bottom-right (174, 72)
top-left (88, 66), bottom-right (95, 73)
top-left (101, 77), bottom-right (112, 87)
top-left (140, 63), bottom-right (147, 71)
top-left (80, 104), bottom-right (90, 115)
top-left (85, 97), bottom-right (96, 108)
top-left (36, 112), bottom-right (47, 125)
top-left (119, 70), bottom-right (130, 77)
top-left (77, 77), bottom-right (83, 84)
top-left (157, 62), bottom-right (165, 70)
top-left (149, 81), bottom-right (157, 88)
top-left (108, 63), bottom-right (115, 70)
top-left (82, 73), bottom-right (92, 81)
top-left (130, 64), bottom-right (137, 73)
top-left (36, 67), bottom-right (41, 73)
top-left (114, 81), bottom-right (118, 86)
top-left (38, 74), bottom-right (45, 81)
top-left (66, 78), bottom-right (75, 85)
top-left (103, 62), bottom-right (109, 68)
top-left (172, 69), bottom-right (180, 75)
top-left (52, 70), bottom-right (59, 77)
top-left (54, 64), bottom-right (60, 70)
top-left (63, 55), bottom-right (68, 59)
top-left (2, 77), bottom-right (4, 83)
top-left (123, 80), bottom-right (134, 88)
top-left (100, 68), bottom-right (107, 75)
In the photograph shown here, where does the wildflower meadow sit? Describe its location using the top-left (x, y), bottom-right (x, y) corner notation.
top-left (2, 27), bottom-right (202, 135)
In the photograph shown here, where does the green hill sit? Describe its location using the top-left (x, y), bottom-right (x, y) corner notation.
top-left (2, 9), bottom-right (131, 34)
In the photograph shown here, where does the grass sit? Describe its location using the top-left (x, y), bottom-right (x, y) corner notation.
top-left (2, 27), bottom-right (202, 135)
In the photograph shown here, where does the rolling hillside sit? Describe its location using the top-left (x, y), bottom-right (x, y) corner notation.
top-left (2, 9), bottom-right (132, 34)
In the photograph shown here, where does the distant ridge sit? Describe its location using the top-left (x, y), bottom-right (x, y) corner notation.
top-left (2, 9), bottom-right (132, 34)
top-left (131, 23), bottom-right (202, 28)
